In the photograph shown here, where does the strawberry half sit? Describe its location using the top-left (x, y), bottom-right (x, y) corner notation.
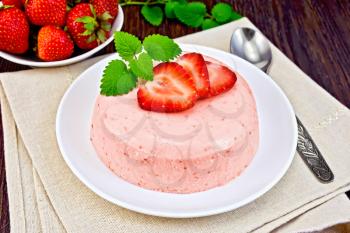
top-left (206, 61), bottom-right (237, 97)
top-left (137, 62), bottom-right (197, 113)
top-left (177, 53), bottom-right (210, 99)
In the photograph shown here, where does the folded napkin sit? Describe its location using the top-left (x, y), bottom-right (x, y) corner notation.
top-left (1, 18), bottom-right (350, 233)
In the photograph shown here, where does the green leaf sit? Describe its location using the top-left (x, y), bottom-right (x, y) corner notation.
top-left (101, 21), bottom-right (111, 31)
top-left (164, 0), bottom-right (187, 19)
top-left (87, 34), bottom-right (96, 43)
top-left (201, 19), bottom-right (219, 30)
top-left (165, 2), bottom-right (177, 19)
top-left (100, 60), bottom-right (137, 96)
top-left (81, 30), bottom-right (92, 36)
top-left (100, 12), bottom-right (112, 21)
top-left (129, 53), bottom-right (154, 81)
top-left (231, 10), bottom-right (242, 21)
top-left (89, 3), bottom-right (96, 18)
top-left (141, 5), bottom-right (163, 26)
top-left (84, 22), bottom-right (95, 32)
top-left (97, 30), bottom-right (106, 43)
top-left (174, 2), bottom-right (207, 28)
top-left (143, 34), bottom-right (182, 61)
top-left (75, 16), bottom-right (95, 24)
top-left (114, 32), bottom-right (142, 61)
top-left (211, 3), bottom-right (233, 23)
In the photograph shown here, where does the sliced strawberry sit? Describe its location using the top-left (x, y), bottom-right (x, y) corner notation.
top-left (177, 53), bottom-right (210, 99)
top-left (206, 61), bottom-right (237, 97)
top-left (137, 62), bottom-right (197, 113)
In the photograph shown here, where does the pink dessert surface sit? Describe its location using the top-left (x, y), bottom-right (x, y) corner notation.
top-left (90, 58), bottom-right (259, 194)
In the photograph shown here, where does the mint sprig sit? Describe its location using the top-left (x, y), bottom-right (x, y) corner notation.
top-left (100, 32), bottom-right (182, 96)
top-left (119, 1), bottom-right (242, 30)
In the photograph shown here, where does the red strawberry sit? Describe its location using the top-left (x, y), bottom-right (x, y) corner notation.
top-left (25, 0), bottom-right (66, 26)
top-left (0, 7), bottom-right (29, 54)
top-left (37, 25), bottom-right (74, 61)
top-left (2, 0), bottom-right (24, 8)
top-left (177, 53), bottom-right (210, 99)
top-left (206, 61), bottom-right (237, 97)
top-left (90, 0), bottom-right (118, 23)
top-left (138, 62), bottom-right (197, 113)
top-left (67, 3), bottom-right (110, 50)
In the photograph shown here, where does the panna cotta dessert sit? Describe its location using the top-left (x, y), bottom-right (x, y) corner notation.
top-left (91, 52), bottom-right (259, 193)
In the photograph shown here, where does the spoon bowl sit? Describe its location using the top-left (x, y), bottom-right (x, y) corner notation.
top-left (230, 27), bottom-right (272, 72)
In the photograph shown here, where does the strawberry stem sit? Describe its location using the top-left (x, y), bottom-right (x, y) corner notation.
top-left (119, 0), bottom-right (216, 20)
top-left (119, 0), bottom-right (168, 6)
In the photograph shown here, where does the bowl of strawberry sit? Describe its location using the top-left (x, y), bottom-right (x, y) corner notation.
top-left (0, 0), bottom-right (123, 67)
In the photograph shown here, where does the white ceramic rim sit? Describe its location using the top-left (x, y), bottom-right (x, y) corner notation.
top-left (56, 44), bottom-right (298, 218)
top-left (0, 5), bottom-right (124, 67)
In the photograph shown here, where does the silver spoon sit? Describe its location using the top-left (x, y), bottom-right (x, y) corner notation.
top-left (230, 27), bottom-right (334, 183)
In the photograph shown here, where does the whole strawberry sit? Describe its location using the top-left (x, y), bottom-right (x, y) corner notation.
top-left (2, 0), bottom-right (25, 8)
top-left (0, 7), bottom-right (29, 54)
top-left (67, 3), bottom-right (111, 50)
top-left (90, 0), bottom-right (118, 23)
top-left (37, 25), bottom-right (74, 61)
top-left (25, 0), bottom-right (66, 26)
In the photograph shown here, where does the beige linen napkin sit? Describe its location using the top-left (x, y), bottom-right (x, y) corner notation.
top-left (1, 18), bottom-right (350, 233)
top-left (2, 94), bottom-right (350, 233)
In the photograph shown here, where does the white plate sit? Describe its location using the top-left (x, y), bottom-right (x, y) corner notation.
top-left (56, 44), bottom-right (297, 218)
top-left (0, 5), bottom-right (123, 68)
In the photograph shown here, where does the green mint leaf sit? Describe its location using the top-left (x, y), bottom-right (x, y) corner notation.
top-left (231, 10), bottom-right (242, 21)
top-left (100, 60), bottom-right (137, 96)
top-left (143, 34), bottom-right (182, 61)
top-left (174, 2), bottom-right (207, 28)
top-left (165, 2), bottom-right (178, 19)
top-left (141, 5), bottom-right (163, 26)
top-left (201, 19), bottom-right (219, 30)
top-left (130, 53), bottom-right (154, 81)
top-left (211, 3), bottom-right (233, 23)
top-left (114, 32), bottom-right (142, 61)
top-left (165, 0), bottom-right (187, 19)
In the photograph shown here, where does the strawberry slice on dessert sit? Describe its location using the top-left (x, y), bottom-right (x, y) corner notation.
top-left (137, 62), bottom-right (197, 113)
top-left (206, 61), bottom-right (237, 97)
top-left (177, 53), bottom-right (210, 99)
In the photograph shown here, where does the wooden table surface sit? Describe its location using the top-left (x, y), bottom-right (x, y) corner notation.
top-left (1, 0), bottom-right (350, 231)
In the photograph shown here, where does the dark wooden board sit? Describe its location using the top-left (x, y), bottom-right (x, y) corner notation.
top-left (1, 0), bottom-right (350, 231)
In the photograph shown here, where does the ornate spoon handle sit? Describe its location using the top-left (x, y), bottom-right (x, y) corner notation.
top-left (296, 117), bottom-right (334, 183)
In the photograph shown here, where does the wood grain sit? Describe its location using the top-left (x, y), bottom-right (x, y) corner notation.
top-left (1, 0), bottom-right (350, 231)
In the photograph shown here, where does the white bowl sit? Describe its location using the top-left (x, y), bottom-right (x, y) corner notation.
top-left (0, 5), bottom-right (123, 67)
top-left (56, 44), bottom-right (298, 218)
